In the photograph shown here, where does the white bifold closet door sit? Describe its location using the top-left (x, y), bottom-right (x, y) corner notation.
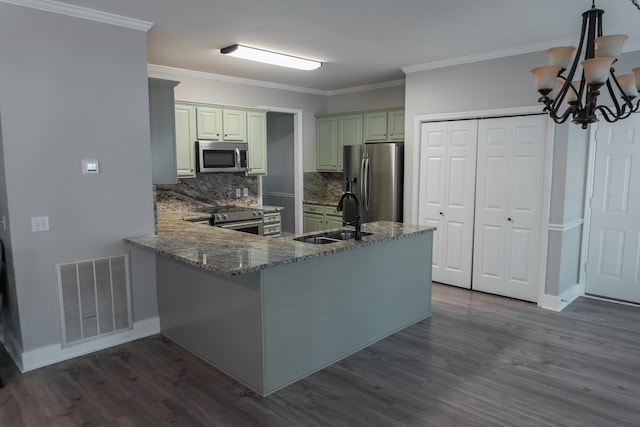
top-left (586, 117), bottom-right (640, 303)
top-left (419, 120), bottom-right (478, 288)
top-left (473, 115), bottom-right (547, 302)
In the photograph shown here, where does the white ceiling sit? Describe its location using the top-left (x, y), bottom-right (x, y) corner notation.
top-left (47, 0), bottom-right (640, 92)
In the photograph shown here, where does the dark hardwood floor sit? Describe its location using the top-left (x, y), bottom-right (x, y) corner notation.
top-left (1, 283), bottom-right (639, 426)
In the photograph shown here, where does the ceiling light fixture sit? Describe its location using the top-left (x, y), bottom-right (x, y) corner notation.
top-left (531, 1), bottom-right (640, 129)
top-left (220, 44), bottom-right (321, 71)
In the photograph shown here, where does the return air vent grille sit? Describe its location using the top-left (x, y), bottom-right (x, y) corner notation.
top-left (56, 254), bottom-right (132, 347)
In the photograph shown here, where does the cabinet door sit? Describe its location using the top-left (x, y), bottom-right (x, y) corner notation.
top-left (419, 120), bottom-right (477, 289)
top-left (388, 109), bottom-right (405, 141)
top-left (222, 109), bottom-right (247, 141)
top-left (324, 205), bottom-right (343, 230)
top-left (303, 213), bottom-right (324, 232)
top-left (196, 107), bottom-right (222, 140)
top-left (473, 115), bottom-right (547, 302)
top-left (247, 111), bottom-right (267, 175)
top-left (364, 112), bottom-right (388, 141)
top-left (338, 114), bottom-right (363, 170)
top-left (174, 104), bottom-right (197, 178)
top-left (316, 117), bottom-right (338, 171)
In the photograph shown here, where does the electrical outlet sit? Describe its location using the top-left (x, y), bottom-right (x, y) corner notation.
top-left (243, 188), bottom-right (248, 197)
top-left (235, 188), bottom-right (241, 198)
top-left (31, 216), bottom-right (50, 232)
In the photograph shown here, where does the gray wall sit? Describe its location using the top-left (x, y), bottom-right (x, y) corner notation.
top-left (326, 85), bottom-right (405, 114)
top-left (0, 3), bottom-right (157, 365)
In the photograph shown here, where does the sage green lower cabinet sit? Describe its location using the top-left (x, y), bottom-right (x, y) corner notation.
top-left (303, 203), bottom-right (343, 232)
top-left (154, 231), bottom-right (433, 396)
top-left (174, 104), bottom-right (197, 178)
top-left (324, 207), bottom-right (344, 229)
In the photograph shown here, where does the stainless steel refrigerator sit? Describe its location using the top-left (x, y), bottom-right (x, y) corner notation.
top-left (343, 142), bottom-right (404, 223)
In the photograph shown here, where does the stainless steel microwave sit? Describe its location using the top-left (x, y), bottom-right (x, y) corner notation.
top-left (195, 140), bottom-right (249, 173)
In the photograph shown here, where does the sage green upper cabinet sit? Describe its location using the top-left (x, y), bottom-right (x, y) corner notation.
top-left (363, 108), bottom-right (405, 141)
top-left (148, 78), bottom-right (179, 185)
top-left (222, 108), bottom-right (247, 141)
top-left (316, 114), bottom-right (363, 172)
top-left (363, 111), bottom-right (388, 141)
top-left (338, 114), bottom-right (363, 168)
top-left (247, 111), bottom-right (267, 175)
top-left (196, 107), bottom-right (221, 140)
top-left (196, 107), bottom-right (247, 141)
top-left (174, 103), bottom-right (197, 178)
top-left (387, 109), bottom-right (405, 141)
top-left (316, 117), bottom-right (338, 171)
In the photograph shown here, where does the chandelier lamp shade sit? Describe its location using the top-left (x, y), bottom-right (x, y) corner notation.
top-left (531, 2), bottom-right (640, 128)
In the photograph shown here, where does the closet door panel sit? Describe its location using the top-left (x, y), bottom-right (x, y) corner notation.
top-left (474, 115), bottom-right (547, 302)
top-left (419, 120), bottom-right (477, 288)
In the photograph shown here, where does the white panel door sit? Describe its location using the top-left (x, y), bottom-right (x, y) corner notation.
top-left (586, 117), bottom-right (640, 303)
top-left (419, 120), bottom-right (478, 288)
top-left (473, 115), bottom-right (547, 302)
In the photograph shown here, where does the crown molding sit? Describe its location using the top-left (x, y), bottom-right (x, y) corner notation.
top-left (0, 0), bottom-right (153, 31)
top-left (326, 79), bottom-right (405, 96)
top-left (148, 64), bottom-right (405, 97)
top-left (402, 38), bottom-right (576, 74)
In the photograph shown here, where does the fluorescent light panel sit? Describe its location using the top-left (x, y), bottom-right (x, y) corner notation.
top-left (221, 44), bottom-right (321, 71)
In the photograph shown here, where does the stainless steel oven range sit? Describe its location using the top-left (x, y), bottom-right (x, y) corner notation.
top-left (191, 205), bottom-right (264, 235)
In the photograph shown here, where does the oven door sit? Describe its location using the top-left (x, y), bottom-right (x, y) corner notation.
top-left (216, 219), bottom-right (264, 235)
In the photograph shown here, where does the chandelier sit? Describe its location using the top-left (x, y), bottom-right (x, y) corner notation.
top-left (531, 1), bottom-right (640, 129)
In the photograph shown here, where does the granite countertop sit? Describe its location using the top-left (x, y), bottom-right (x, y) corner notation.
top-left (127, 198), bottom-right (434, 277)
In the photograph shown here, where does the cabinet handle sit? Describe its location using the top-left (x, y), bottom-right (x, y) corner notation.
top-left (439, 212), bottom-right (444, 216)
top-left (507, 218), bottom-right (513, 222)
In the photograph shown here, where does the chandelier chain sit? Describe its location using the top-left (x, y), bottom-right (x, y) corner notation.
top-left (631, 0), bottom-right (640, 11)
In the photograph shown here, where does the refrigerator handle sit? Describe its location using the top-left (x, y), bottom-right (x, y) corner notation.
top-left (364, 157), bottom-right (371, 212)
top-left (360, 157), bottom-right (367, 211)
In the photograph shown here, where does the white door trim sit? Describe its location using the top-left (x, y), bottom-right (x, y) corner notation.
top-left (412, 105), bottom-right (551, 306)
top-left (259, 106), bottom-right (304, 234)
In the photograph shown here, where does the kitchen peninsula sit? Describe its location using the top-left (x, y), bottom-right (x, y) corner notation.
top-left (126, 198), bottom-right (434, 396)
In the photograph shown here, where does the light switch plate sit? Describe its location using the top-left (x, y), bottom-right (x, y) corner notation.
top-left (82, 159), bottom-right (99, 174)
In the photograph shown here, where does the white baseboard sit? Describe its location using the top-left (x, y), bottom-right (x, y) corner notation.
top-left (20, 316), bottom-right (160, 372)
top-left (539, 282), bottom-right (584, 312)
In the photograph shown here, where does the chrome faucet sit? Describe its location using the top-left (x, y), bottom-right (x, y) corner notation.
top-left (337, 178), bottom-right (362, 240)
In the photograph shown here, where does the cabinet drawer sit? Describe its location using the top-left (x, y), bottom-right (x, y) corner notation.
top-left (263, 213), bottom-right (281, 224)
top-left (303, 204), bottom-right (324, 214)
top-left (264, 224), bottom-right (281, 237)
top-left (324, 205), bottom-right (340, 217)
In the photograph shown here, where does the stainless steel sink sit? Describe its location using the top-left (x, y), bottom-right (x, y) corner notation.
top-left (293, 229), bottom-right (373, 244)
